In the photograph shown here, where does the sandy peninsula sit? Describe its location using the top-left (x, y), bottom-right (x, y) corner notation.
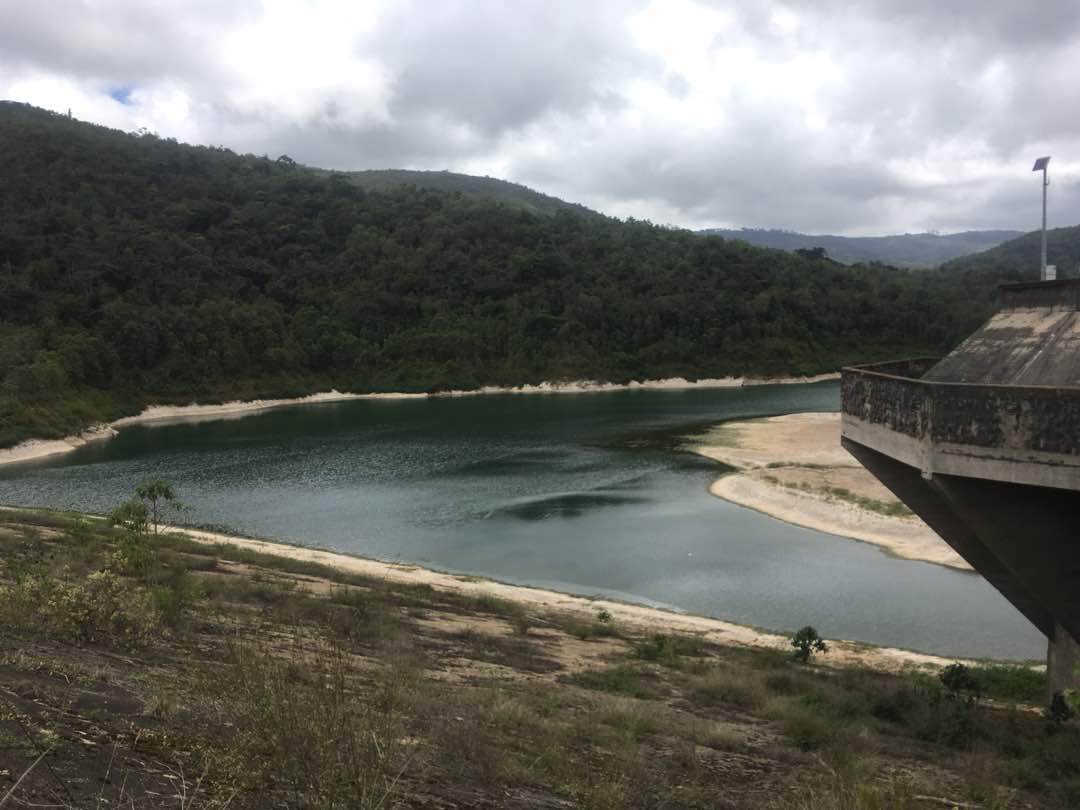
top-left (0, 374), bottom-right (839, 467)
top-left (167, 522), bottom-right (963, 673)
top-left (689, 412), bottom-right (971, 571)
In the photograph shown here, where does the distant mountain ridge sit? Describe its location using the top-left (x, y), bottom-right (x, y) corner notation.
top-left (699, 228), bottom-right (1022, 268)
top-left (942, 225), bottom-right (1080, 279)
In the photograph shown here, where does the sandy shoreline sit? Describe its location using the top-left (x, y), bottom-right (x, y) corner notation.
top-left (0, 374), bottom-right (839, 467)
top-left (690, 413), bottom-right (971, 571)
top-left (165, 522), bottom-right (968, 672)
top-left (0, 505), bottom-right (1026, 667)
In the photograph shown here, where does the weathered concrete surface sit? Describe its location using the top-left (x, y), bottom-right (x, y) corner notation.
top-left (841, 279), bottom-right (1080, 701)
top-left (925, 279), bottom-right (1080, 387)
top-left (1048, 623), bottom-right (1080, 703)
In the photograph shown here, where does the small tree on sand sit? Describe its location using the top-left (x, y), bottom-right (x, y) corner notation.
top-left (791, 626), bottom-right (828, 663)
top-left (135, 480), bottom-right (181, 537)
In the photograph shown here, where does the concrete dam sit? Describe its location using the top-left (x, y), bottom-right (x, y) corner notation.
top-left (841, 278), bottom-right (1080, 701)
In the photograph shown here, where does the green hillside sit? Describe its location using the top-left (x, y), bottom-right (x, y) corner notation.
top-left (0, 101), bottom-right (1008, 447)
top-left (942, 225), bottom-right (1080, 278)
top-left (343, 169), bottom-right (596, 217)
top-left (700, 228), bottom-right (1021, 268)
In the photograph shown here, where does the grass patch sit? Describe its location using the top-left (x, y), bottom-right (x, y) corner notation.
top-left (969, 664), bottom-right (1046, 704)
top-left (564, 665), bottom-right (662, 700)
top-left (688, 667), bottom-right (766, 710)
top-left (630, 633), bottom-right (708, 666)
top-left (562, 618), bottom-right (620, 641)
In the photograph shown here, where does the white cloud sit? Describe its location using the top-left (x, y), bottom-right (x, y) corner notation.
top-left (2, 0), bottom-right (1080, 233)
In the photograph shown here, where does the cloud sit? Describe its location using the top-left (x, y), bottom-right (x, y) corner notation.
top-left (2, 0), bottom-right (1080, 234)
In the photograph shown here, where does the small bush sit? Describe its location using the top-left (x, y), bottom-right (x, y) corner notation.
top-left (777, 702), bottom-right (835, 751)
top-left (152, 569), bottom-right (204, 629)
top-left (968, 664), bottom-right (1045, 704)
top-left (631, 633), bottom-right (707, 666)
top-left (0, 570), bottom-right (159, 648)
top-left (689, 668), bottom-right (766, 709)
top-left (790, 626), bottom-right (827, 663)
top-left (940, 663), bottom-right (981, 699)
top-left (914, 690), bottom-right (979, 748)
top-left (565, 665), bottom-right (660, 700)
top-left (511, 615), bottom-right (534, 635)
top-left (597, 701), bottom-right (659, 741)
top-left (700, 726), bottom-right (745, 751)
top-left (565, 620), bottom-right (619, 641)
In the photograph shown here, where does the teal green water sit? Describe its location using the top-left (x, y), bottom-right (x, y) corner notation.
top-left (0, 382), bottom-right (1043, 660)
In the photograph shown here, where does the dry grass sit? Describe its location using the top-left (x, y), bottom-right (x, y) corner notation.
top-left (0, 507), bottom-right (1077, 809)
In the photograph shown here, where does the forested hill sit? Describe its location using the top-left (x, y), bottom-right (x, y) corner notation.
top-left (0, 102), bottom-right (1005, 447)
top-left (700, 228), bottom-right (1021, 268)
top-left (342, 169), bottom-right (596, 217)
top-left (942, 225), bottom-right (1080, 279)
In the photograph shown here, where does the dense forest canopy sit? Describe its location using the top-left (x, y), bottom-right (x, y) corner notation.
top-left (0, 102), bottom-right (1016, 446)
top-left (342, 169), bottom-right (598, 218)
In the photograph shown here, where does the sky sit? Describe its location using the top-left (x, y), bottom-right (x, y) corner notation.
top-left (2, 0), bottom-right (1079, 235)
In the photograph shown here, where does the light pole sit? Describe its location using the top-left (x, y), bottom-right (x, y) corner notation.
top-left (1032, 156), bottom-right (1051, 280)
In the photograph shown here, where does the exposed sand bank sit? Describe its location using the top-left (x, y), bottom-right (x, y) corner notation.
top-left (167, 522), bottom-right (967, 673)
top-left (0, 374), bottom-right (839, 467)
top-left (437, 372), bottom-right (839, 397)
top-left (690, 413), bottom-right (971, 571)
top-left (0, 390), bottom-right (415, 467)
top-left (0, 425), bottom-right (120, 466)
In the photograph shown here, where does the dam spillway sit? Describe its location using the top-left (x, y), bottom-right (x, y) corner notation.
top-left (841, 278), bottom-right (1080, 701)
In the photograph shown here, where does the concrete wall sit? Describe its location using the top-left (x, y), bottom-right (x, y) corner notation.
top-left (842, 435), bottom-right (1080, 700)
top-left (841, 364), bottom-right (1080, 459)
top-left (840, 282), bottom-right (1080, 701)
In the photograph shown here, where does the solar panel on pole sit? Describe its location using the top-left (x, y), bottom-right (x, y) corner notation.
top-left (1032, 157), bottom-right (1051, 279)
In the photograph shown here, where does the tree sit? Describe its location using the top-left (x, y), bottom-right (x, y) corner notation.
top-left (790, 625), bottom-right (828, 663)
top-left (795, 246), bottom-right (829, 261)
top-left (109, 499), bottom-right (149, 536)
top-left (108, 499), bottom-right (151, 578)
top-left (135, 480), bottom-right (180, 536)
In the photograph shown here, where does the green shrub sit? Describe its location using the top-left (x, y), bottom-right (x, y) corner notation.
top-left (0, 570), bottom-right (159, 647)
top-left (940, 663), bottom-right (981, 699)
top-left (790, 626), bottom-right (827, 663)
top-left (565, 620), bottom-right (618, 641)
top-left (689, 669), bottom-right (765, 709)
top-left (564, 665), bottom-right (659, 700)
top-left (778, 702), bottom-right (835, 751)
top-left (631, 633), bottom-right (706, 665)
top-left (968, 665), bottom-right (1045, 704)
top-left (152, 569), bottom-right (204, 629)
top-left (914, 690), bottom-right (979, 748)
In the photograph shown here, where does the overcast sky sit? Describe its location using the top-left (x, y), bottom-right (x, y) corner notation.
top-left (3, 0), bottom-right (1079, 235)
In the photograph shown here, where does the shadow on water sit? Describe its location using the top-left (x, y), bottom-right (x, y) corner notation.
top-left (493, 491), bottom-right (650, 521)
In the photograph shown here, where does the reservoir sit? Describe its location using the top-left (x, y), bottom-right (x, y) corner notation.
top-left (0, 381), bottom-right (1043, 661)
